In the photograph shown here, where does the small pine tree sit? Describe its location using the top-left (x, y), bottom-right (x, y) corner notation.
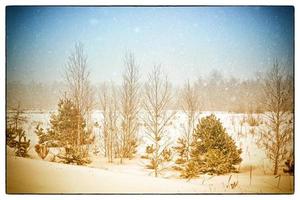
top-left (35, 97), bottom-right (93, 165)
top-left (122, 137), bottom-right (138, 159)
top-left (173, 137), bottom-right (189, 172)
top-left (189, 114), bottom-right (242, 176)
top-left (142, 144), bottom-right (173, 174)
top-left (7, 127), bottom-right (31, 157)
top-left (6, 104), bottom-right (30, 157)
top-left (7, 126), bottom-right (18, 148)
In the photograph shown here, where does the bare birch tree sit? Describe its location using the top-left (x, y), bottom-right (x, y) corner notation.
top-left (64, 42), bottom-right (94, 152)
top-left (174, 80), bottom-right (200, 173)
top-left (119, 52), bottom-right (140, 163)
top-left (258, 60), bottom-right (293, 175)
top-left (99, 84), bottom-right (109, 158)
top-left (99, 82), bottom-right (119, 163)
top-left (143, 66), bottom-right (175, 177)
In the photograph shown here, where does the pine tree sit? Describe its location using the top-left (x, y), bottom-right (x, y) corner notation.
top-left (180, 160), bottom-right (200, 179)
top-left (7, 127), bottom-right (31, 157)
top-left (6, 104), bottom-right (30, 157)
top-left (188, 114), bottom-right (242, 176)
top-left (142, 144), bottom-right (173, 172)
top-left (173, 137), bottom-right (189, 172)
top-left (35, 97), bottom-right (93, 165)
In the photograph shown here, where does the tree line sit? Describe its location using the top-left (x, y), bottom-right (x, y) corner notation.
top-left (8, 62), bottom-right (293, 114)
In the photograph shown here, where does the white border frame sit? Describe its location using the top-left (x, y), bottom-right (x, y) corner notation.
top-left (0, 1), bottom-right (298, 200)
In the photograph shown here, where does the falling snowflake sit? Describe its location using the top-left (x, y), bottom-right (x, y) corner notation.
top-left (133, 27), bottom-right (140, 33)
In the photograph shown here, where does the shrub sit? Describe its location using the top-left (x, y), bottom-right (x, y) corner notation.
top-left (246, 114), bottom-right (260, 127)
top-left (35, 97), bottom-right (92, 165)
top-left (142, 145), bottom-right (172, 173)
top-left (7, 126), bottom-right (30, 157)
top-left (6, 105), bottom-right (30, 157)
top-left (189, 114), bottom-right (242, 176)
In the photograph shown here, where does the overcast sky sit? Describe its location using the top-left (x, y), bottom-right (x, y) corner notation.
top-left (6, 6), bottom-right (294, 85)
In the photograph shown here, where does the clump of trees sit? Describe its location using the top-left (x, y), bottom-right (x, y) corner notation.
top-left (98, 52), bottom-right (140, 164)
top-left (99, 82), bottom-right (119, 163)
top-left (63, 42), bottom-right (95, 164)
top-left (6, 104), bottom-right (31, 157)
top-left (119, 52), bottom-right (140, 162)
top-left (194, 71), bottom-right (263, 113)
top-left (34, 42), bottom-right (95, 165)
top-left (7, 70), bottom-right (265, 113)
top-left (257, 61), bottom-right (293, 175)
top-left (178, 114), bottom-right (242, 179)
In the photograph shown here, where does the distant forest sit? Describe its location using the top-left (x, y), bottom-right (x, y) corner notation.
top-left (6, 70), bottom-right (293, 113)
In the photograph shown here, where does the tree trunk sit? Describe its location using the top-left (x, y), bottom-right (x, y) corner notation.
top-left (274, 156), bottom-right (279, 175)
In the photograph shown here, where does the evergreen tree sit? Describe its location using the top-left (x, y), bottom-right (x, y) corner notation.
top-left (35, 97), bottom-right (93, 165)
top-left (188, 114), bottom-right (242, 176)
top-left (142, 144), bottom-right (172, 172)
top-left (6, 104), bottom-right (30, 157)
top-left (173, 137), bottom-right (189, 172)
top-left (7, 127), bottom-right (30, 157)
top-left (173, 81), bottom-right (200, 177)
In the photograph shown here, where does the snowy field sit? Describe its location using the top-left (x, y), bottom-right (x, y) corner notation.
top-left (6, 110), bottom-right (294, 193)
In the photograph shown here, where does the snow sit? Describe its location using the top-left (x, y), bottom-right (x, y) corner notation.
top-left (6, 110), bottom-right (294, 193)
top-left (7, 152), bottom-right (293, 194)
top-left (7, 155), bottom-right (209, 193)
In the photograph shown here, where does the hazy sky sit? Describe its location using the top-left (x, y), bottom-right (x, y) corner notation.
top-left (6, 6), bottom-right (294, 85)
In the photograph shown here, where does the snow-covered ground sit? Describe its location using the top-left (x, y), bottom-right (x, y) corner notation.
top-left (6, 110), bottom-right (294, 193)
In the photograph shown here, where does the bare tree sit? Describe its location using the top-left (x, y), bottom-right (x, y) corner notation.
top-left (99, 84), bottom-right (109, 158)
top-left (143, 66), bottom-right (175, 177)
top-left (174, 80), bottom-right (200, 171)
top-left (119, 52), bottom-right (140, 163)
top-left (258, 60), bottom-right (293, 175)
top-left (182, 81), bottom-right (201, 158)
top-left (99, 82), bottom-right (119, 163)
top-left (7, 103), bottom-right (27, 131)
top-left (64, 42), bottom-right (94, 152)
